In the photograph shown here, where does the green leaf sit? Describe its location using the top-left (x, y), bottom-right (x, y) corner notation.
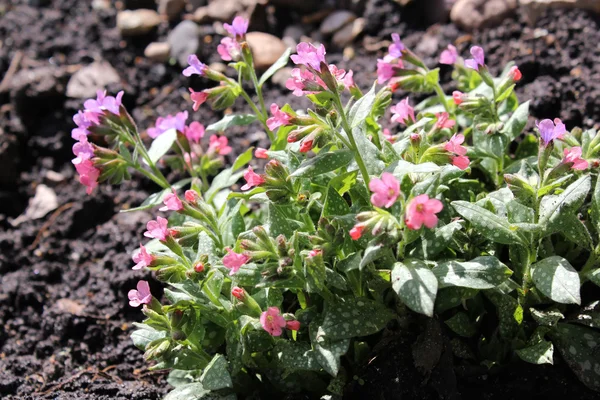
top-left (360, 242), bottom-right (394, 270)
top-left (121, 178), bottom-right (191, 213)
top-left (167, 370), bottom-right (196, 388)
top-left (445, 312), bottom-right (477, 337)
top-left (310, 321), bottom-right (351, 376)
top-left (392, 260), bottom-right (438, 317)
top-left (329, 170), bottom-right (358, 195)
top-left (320, 298), bottom-right (394, 340)
top-left (539, 176), bottom-right (591, 230)
top-left (323, 185), bottom-right (350, 217)
top-left (147, 128), bottom-right (177, 164)
top-left (452, 201), bottom-right (527, 245)
top-left (268, 203), bottom-right (293, 238)
top-left (164, 383), bottom-right (209, 400)
top-left (206, 114), bottom-right (257, 132)
top-left (231, 147), bottom-right (254, 171)
top-left (205, 169), bottom-right (244, 203)
top-left (130, 324), bottom-right (167, 349)
top-left (290, 150), bottom-right (354, 178)
top-left (433, 256), bottom-right (512, 289)
top-left (348, 84), bottom-right (376, 128)
top-left (258, 47), bottom-right (292, 86)
top-left (530, 307), bottom-right (564, 327)
top-left (434, 287), bottom-right (478, 313)
top-left (275, 341), bottom-right (321, 372)
top-left (353, 124), bottom-right (385, 175)
top-left (485, 291), bottom-right (523, 338)
top-left (411, 221), bottom-right (463, 260)
top-left (200, 354), bottom-right (232, 390)
top-left (516, 340), bottom-right (554, 365)
top-left (531, 256), bottom-right (581, 304)
top-left (558, 214), bottom-right (593, 250)
top-left (502, 101), bottom-right (529, 140)
top-left (592, 173), bottom-right (600, 233)
top-left (587, 269), bottom-right (600, 288)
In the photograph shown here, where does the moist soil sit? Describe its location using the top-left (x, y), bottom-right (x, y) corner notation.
top-left (1, 0), bottom-right (600, 398)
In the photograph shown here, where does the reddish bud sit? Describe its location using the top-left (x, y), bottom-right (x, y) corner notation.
top-left (185, 189), bottom-right (200, 204)
top-left (255, 147), bottom-right (268, 159)
top-left (194, 262), bottom-right (205, 273)
top-left (286, 320), bottom-right (301, 331)
top-left (509, 66), bottom-right (522, 82)
top-left (349, 224), bottom-right (365, 240)
top-left (452, 91), bottom-right (465, 105)
top-left (299, 139), bottom-right (313, 153)
top-left (231, 286), bottom-right (245, 300)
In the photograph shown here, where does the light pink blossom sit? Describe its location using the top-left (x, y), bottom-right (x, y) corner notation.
top-left (563, 147), bottom-right (588, 170)
top-left (222, 247), bottom-right (250, 275)
top-left (388, 33), bottom-right (405, 59)
top-left (464, 46), bottom-right (485, 71)
top-left (147, 111), bottom-right (188, 138)
top-left (451, 155), bottom-right (470, 170)
top-left (266, 103), bottom-right (292, 131)
top-left (183, 54), bottom-right (208, 77)
top-left (444, 134), bottom-right (467, 156)
top-left (128, 280), bottom-right (152, 307)
top-left (285, 68), bottom-right (322, 96)
top-left (241, 167), bottom-right (265, 191)
top-left (255, 148), bottom-right (268, 159)
top-left (369, 172), bottom-right (400, 208)
top-left (435, 112), bottom-right (456, 129)
top-left (84, 90), bottom-right (124, 116)
top-left (291, 42), bottom-right (326, 71)
top-left (189, 88), bottom-right (208, 111)
top-left (390, 97), bottom-right (415, 125)
top-left (144, 216), bottom-right (169, 241)
top-left (75, 159), bottom-right (100, 195)
top-left (72, 110), bottom-right (93, 140)
top-left (439, 44), bottom-right (458, 65)
top-left (223, 16), bottom-right (248, 39)
top-left (217, 37), bottom-right (242, 61)
top-left (72, 137), bottom-right (95, 165)
top-left (185, 121), bottom-right (205, 144)
top-left (208, 135), bottom-right (232, 155)
top-left (132, 244), bottom-right (154, 270)
top-left (377, 58), bottom-right (403, 84)
top-left (260, 306), bottom-right (287, 336)
top-left (160, 191), bottom-right (184, 212)
top-left (405, 194), bottom-right (443, 230)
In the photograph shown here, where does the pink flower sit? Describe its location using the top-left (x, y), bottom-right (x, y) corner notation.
top-left (369, 172), bottom-right (400, 208)
top-left (255, 147), bottom-right (268, 159)
top-left (536, 118), bottom-right (566, 146)
top-left (405, 194), bottom-right (443, 230)
top-left (260, 306), bottom-right (287, 336)
top-left (223, 16), bottom-right (248, 39)
top-left (266, 103), bottom-right (292, 131)
top-left (451, 155), bottom-right (470, 170)
top-left (435, 112), bottom-right (456, 129)
top-left (388, 33), bottom-right (405, 59)
top-left (509, 66), bottom-right (522, 82)
top-left (217, 37), bottom-right (242, 61)
top-left (390, 97), bottom-right (415, 125)
top-left (185, 121), bottom-right (205, 144)
top-left (286, 320), bottom-right (301, 331)
top-left (349, 224), bottom-right (365, 240)
top-left (147, 111), bottom-right (188, 139)
top-left (290, 42), bottom-right (326, 71)
top-left (189, 88), bottom-right (208, 111)
top-left (308, 249), bottom-right (322, 257)
top-left (185, 189), bottom-right (200, 204)
top-left (342, 69), bottom-right (355, 88)
top-left (144, 216), bottom-right (169, 241)
top-left (285, 68), bottom-right (322, 96)
top-left (563, 147), bottom-right (588, 170)
top-left (75, 159), bottom-right (100, 195)
top-left (377, 58), bottom-right (403, 84)
top-left (453, 91), bottom-right (466, 105)
top-left (72, 110), bottom-right (93, 140)
top-left (84, 90), bottom-right (124, 116)
top-left (231, 286), bottom-right (245, 300)
top-left (183, 54), bottom-right (207, 77)
top-left (72, 137), bottom-right (95, 165)
top-left (439, 44), bottom-right (458, 65)
top-left (241, 166), bottom-right (265, 191)
top-left (223, 247), bottom-right (250, 275)
top-left (444, 134), bottom-right (467, 156)
top-left (208, 135), bottom-right (232, 155)
top-left (383, 128), bottom-right (395, 143)
top-left (128, 280), bottom-right (152, 307)
top-left (464, 46), bottom-right (485, 71)
top-left (328, 64), bottom-right (355, 89)
top-left (160, 191), bottom-right (184, 212)
top-left (132, 244), bottom-right (154, 270)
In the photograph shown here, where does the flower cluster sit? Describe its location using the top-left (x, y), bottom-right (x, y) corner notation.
top-left (74, 18), bottom-right (600, 398)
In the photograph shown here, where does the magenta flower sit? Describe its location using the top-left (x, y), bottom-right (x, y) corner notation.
top-left (183, 54), bottom-right (208, 77)
top-left (464, 46), bottom-right (485, 71)
top-left (72, 110), bottom-right (93, 140)
top-left (388, 33), bottom-right (405, 59)
top-left (266, 104), bottom-right (292, 131)
top-left (217, 37), bottom-right (242, 61)
top-left (208, 135), bottom-right (232, 155)
top-left (185, 121), bottom-right (205, 144)
top-left (444, 133), bottom-right (467, 156)
top-left (147, 111), bottom-right (188, 139)
top-left (222, 247), bottom-right (250, 275)
top-left (439, 44), bottom-right (458, 65)
top-left (223, 16), bottom-right (248, 40)
top-left (255, 147), bottom-right (268, 159)
top-left (285, 68), bottom-right (322, 96)
top-left (536, 118), bottom-right (566, 146)
top-left (241, 166), bottom-right (265, 191)
top-left (189, 88), bottom-right (208, 111)
top-left (260, 306), bottom-right (287, 336)
top-left (144, 216), bottom-right (169, 241)
top-left (128, 280), bottom-right (152, 307)
top-left (160, 191), bottom-right (184, 212)
top-left (390, 97), bottom-right (415, 125)
top-left (75, 159), bottom-right (100, 195)
top-left (349, 224), bottom-right (365, 240)
top-left (369, 172), bottom-right (400, 208)
top-left (405, 194), bottom-right (443, 230)
top-left (377, 57), bottom-right (403, 84)
top-left (291, 42), bottom-right (326, 71)
top-left (72, 138), bottom-right (95, 165)
top-left (342, 69), bottom-right (355, 88)
top-left (132, 244), bottom-right (154, 270)
top-left (435, 112), bottom-right (456, 129)
top-left (84, 90), bottom-right (124, 116)
top-left (563, 147), bottom-right (588, 170)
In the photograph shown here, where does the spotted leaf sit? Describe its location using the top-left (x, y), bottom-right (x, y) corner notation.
top-left (392, 260), bottom-right (438, 317)
top-left (531, 256), bottom-right (581, 305)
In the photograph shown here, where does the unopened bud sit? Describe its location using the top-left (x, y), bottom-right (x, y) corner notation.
top-left (286, 320), bottom-right (301, 331)
top-left (231, 286), bottom-right (245, 301)
top-left (194, 262), bottom-right (204, 273)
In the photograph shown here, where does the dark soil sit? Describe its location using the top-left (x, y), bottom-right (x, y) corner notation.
top-left (1, 0), bottom-right (600, 398)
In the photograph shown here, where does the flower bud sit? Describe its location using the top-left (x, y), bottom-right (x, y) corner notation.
top-left (286, 320), bottom-right (301, 331)
top-left (193, 262), bottom-right (205, 273)
top-left (231, 286), bottom-right (245, 301)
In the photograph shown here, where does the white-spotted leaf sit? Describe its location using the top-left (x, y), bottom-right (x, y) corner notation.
top-left (391, 260), bottom-right (438, 317)
top-left (531, 256), bottom-right (581, 304)
top-left (433, 256), bottom-right (512, 289)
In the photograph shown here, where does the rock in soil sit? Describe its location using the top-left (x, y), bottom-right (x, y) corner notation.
top-left (11, 184), bottom-right (58, 226)
top-left (246, 32), bottom-right (287, 70)
top-left (168, 20), bottom-right (201, 67)
top-left (144, 42), bottom-right (172, 63)
top-left (158, 0), bottom-right (186, 21)
top-left (450, 0), bottom-right (517, 31)
top-left (116, 9), bottom-right (162, 36)
top-left (320, 10), bottom-right (357, 35)
top-left (66, 61), bottom-right (121, 98)
top-left (332, 17), bottom-right (366, 47)
top-left (0, 132), bottom-right (20, 187)
top-left (520, 0), bottom-right (600, 23)
top-left (204, 0), bottom-right (246, 22)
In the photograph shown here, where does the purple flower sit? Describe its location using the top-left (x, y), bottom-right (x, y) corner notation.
top-left (388, 33), bottom-right (405, 59)
top-left (147, 111), bottom-right (188, 139)
top-left (71, 110), bottom-right (93, 141)
top-left (290, 42), bottom-right (327, 71)
top-left (72, 138), bottom-right (95, 165)
top-left (377, 57), bottom-right (403, 84)
top-left (183, 54), bottom-right (208, 77)
top-left (223, 16), bottom-right (248, 40)
top-left (439, 44), bottom-right (458, 65)
top-left (217, 37), bottom-right (242, 61)
top-left (128, 280), bottom-right (152, 307)
top-left (285, 68), bottom-right (322, 96)
top-left (83, 90), bottom-right (124, 116)
top-left (536, 118), bottom-right (566, 146)
top-left (464, 46), bottom-right (485, 71)
top-left (185, 121), bottom-right (205, 144)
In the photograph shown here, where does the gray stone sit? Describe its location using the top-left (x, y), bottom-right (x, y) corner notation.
top-left (206, 0), bottom-right (244, 22)
top-left (66, 61), bottom-right (121, 99)
top-left (144, 42), bottom-right (171, 63)
top-left (116, 9), bottom-right (162, 36)
top-left (332, 17), bottom-right (365, 47)
top-left (520, 0), bottom-right (600, 23)
top-left (450, 0), bottom-right (517, 31)
top-left (168, 20), bottom-right (200, 67)
top-left (271, 67), bottom-right (293, 89)
top-left (246, 32), bottom-right (287, 70)
top-left (158, 0), bottom-right (186, 20)
top-left (91, 0), bottom-right (111, 10)
top-left (320, 10), bottom-right (356, 35)
top-left (283, 25), bottom-right (305, 42)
